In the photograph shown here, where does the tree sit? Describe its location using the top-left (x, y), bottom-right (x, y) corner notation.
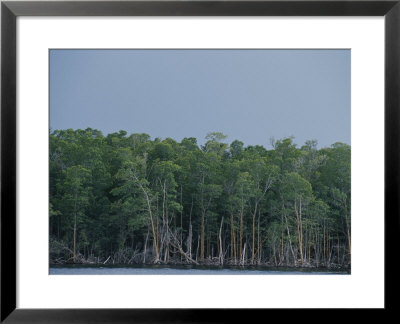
top-left (152, 160), bottom-right (182, 262)
top-left (232, 171), bottom-right (254, 264)
top-left (191, 149), bottom-right (222, 261)
top-left (58, 165), bottom-right (91, 262)
top-left (49, 130), bottom-right (351, 268)
top-left (113, 157), bottom-right (160, 263)
top-left (280, 172), bottom-right (313, 265)
top-left (203, 132), bottom-right (228, 156)
top-left (242, 157), bottom-right (279, 263)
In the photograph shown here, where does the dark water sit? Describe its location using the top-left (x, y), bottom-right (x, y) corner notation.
top-left (49, 264), bottom-right (350, 275)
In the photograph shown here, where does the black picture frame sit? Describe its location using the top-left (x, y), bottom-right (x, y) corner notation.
top-left (1, 0), bottom-right (399, 322)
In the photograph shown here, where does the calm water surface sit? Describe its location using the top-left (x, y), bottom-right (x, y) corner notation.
top-left (49, 264), bottom-right (349, 275)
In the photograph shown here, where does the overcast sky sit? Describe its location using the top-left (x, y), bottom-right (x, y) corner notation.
top-left (50, 49), bottom-right (350, 148)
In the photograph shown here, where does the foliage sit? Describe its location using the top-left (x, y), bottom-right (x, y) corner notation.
top-left (50, 128), bottom-right (350, 267)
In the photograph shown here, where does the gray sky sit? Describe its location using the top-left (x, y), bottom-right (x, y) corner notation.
top-left (50, 49), bottom-right (350, 148)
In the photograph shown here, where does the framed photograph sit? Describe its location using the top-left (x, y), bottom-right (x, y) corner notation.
top-left (1, 0), bottom-right (399, 321)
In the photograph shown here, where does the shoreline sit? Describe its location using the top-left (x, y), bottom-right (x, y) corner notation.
top-left (49, 262), bottom-right (351, 272)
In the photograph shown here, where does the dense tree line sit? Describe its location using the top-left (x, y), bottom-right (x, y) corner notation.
top-left (49, 128), bottom-right (350, 268)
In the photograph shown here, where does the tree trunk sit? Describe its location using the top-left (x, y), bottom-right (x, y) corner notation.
top-left (187, 221), bottom-right (193, 259)
top-left (230, 212), bottom-right (235, 262)
top-left (143, 230), bottom-right (149, 263)
top-left (294, 198), bottom-right (304, 265)
top-left (73, 216), bottom-right (77, 262)
top-left (257, 211), bottom-right (261, 264)
top-left (283, 210), bottom-right (296, 266)
top-left (251, 203), bottom-right (258, 263)
top-left (200, 210), bottom-right (205, 261)
top-left (241, 242), bottom-right (246, 266)
top-left (239, 211), bottom-right (244, 261)
top-left (137, 180), bottom-right (159, 263)
top-left (219, 217), bottom-right (224, 265)
top-left (344, 198), bottom-right (351, 260)
top-left (73, 190), bottom-right (78, 262)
